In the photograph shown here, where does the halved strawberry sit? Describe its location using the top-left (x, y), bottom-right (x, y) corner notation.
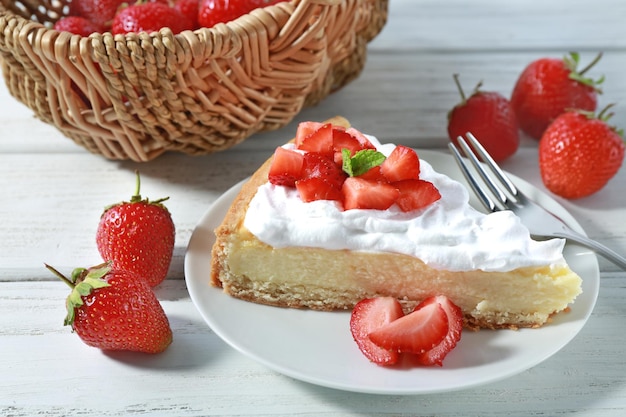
top-left (350, 297), bottom-right (405, 366)
top-left (368, 301), bottom-right (448, 354)
top-left (342, 177), bottom-right (400, 210)
top-left (415, 296), bottom-right (463, 366)
top-left (380, 145), bottom-right (420, 182)
top-left (295, 121), bottom-right (325, 147)
top-left (394, 179), bottom-right (442, 212)
top-left (296, 177), bottom-right (343, 202)
top-left (268, 147), bottom-right (305, 187)
top-left (297, 123), bottom-right (334, 155)
top-left (302, 152), bottom-right (347, 188)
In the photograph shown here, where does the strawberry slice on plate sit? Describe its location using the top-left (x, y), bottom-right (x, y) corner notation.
top-left (415, 296), bottom-right (464, 366)
top-left (350, 297), bottom-right (405, 365)
top-left (368, 300), bottom-right (449, 354)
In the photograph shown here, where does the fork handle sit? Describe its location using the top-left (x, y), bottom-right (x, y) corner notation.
top-left (556, 230), bottom-right (626, 270)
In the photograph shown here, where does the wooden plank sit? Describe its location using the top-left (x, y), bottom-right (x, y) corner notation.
top-left (0, 277), bottom-right (625, 416)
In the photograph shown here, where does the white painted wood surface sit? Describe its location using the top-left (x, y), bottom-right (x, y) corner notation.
top-left (2, 0), bottom-right (626, 415)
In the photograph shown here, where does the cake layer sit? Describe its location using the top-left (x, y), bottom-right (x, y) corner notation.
top-left (210, 116), bottom-right (582, 329)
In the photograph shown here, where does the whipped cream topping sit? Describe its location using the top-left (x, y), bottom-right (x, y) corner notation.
top-left (243, 136), bottom-right (566, 272)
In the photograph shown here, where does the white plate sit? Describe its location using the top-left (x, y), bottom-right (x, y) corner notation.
top-left (184, 149), bottom-right (599, 395)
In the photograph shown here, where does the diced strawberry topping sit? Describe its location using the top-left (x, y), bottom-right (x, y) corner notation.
top-left (295, 121), bottom-right (325, 147)
top-left (342, 177), bottom-right (400, 210)
top-left (393, 179), bottom-right (442, 212)
top-left (296, 177), bottom-right (343, 202)
top-left (333, 128), bottom-right (367, 156)
top-left (268, 122), bottom-right (442, 212)
top-left (357, 165), bottom-right (385, 182)
top-left (380, 145), bottom-right (420, 182)
top-left (302, 152), bottom-right (347, 188)
top-left (268, 147), bottom-right (305, 187)
top-left (349, 297), bottom-right (405, 366)
top-left (368, 301), bottom-right (448, 354)
top-left (415, 296), bottom-right (463, 366)
top-left (298, 123), bottom-right (334, 155)
top-left (346, 127), bottom-right (376, 150)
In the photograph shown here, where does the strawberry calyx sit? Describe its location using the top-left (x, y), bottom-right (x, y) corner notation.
top-left (45, 262), bottom-right (112, 326)
top-left (568, 104), bottom-right (624, 138)
top-left (565, 52), bottom-right (604, 93)
top-left (451, 73), bottom-right (483, 107)
top-left (104, 170), bottom-right (170, 212)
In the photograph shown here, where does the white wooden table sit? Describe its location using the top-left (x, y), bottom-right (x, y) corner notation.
top-left (2, 1), bottom-right (626, 415)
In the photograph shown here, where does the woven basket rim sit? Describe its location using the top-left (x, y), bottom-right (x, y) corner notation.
top-left (0, 0), bottom-right (389, 161)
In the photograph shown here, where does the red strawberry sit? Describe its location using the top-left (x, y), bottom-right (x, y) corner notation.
top-left (268, 147), bottom-right (305, 187)
top-left (415, 296), bottom-right (463, 366)
top-left (301, 152), bottom-right (347, 187)
top-left (380, 145), bottom-right (420, 182)
top-left (511, 52), bottom-right (603, 140)
top-left (332, 128), bottom-right (367, 157)
top-left (69, 0), bottom-right (127, 28)
top-left (368, 300), bottom-right (448, 354)
top-left (447, 74), bottom-right (520, 162)
top-left (47, 263), bottom-right (172, 354)
top-left (394, 179), bottom-right (441, 212)
top-left (357, 165), bottom-right (385, 182)
top-left (297, 123), bottom-right (334, 155)
top-left (345, 127), bottom-right (376, 150)
top-left (539, 106), bottom-right (625, 199)
top-left (350, 297), bottom-right (405, 366)
top-left (54, 16), bottom-right (105, 36)
top-left (197, 0), bottom-right (284, 27)
top-left (174, 0), bottom-right (200, 29)
top-left (295, 177), bottom-right (343, 202)
top-left (197, 0), bottom-right (252, 27)
top-left (342, 177), bottom-right (400, 210)
top-left (96, 171), bottom-right (175, 287)
top-left (295, 121), bottom-right (325, 147)
top-left (112, 2), bottom-right (194, 34)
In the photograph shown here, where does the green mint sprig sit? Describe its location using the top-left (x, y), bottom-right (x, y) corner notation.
top-left (342, 148), bottom-right (386, 177)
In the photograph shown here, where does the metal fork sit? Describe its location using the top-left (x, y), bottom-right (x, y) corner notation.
top-left (449, 133), bottom-right (626, 270)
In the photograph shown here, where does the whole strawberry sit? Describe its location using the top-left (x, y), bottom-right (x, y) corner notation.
top-left (511, 52), bottom-right (603, 140)
top-left (69, 0), bottom-right (128, 28)
top-left (112, 2), bottom-right (194, 34)
top-left (96, 171), bottom-right (175, 287)
top-left (539, 105), bottom-right (625, 199)
top-left (447, 74), bottom-right (520, 162)
top-left (197, 0), bottom-right (284, 28)
top-left (47, 263), bottom-right (172, 353)
top-left (54, 16), bottom-right (105, 36)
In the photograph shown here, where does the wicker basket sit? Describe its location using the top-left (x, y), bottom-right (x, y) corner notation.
top-left (0, 0), bottom-right (387, 161)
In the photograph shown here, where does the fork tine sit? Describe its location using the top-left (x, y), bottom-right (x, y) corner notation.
top-left (463, 133), bottom-right (520, 198)
top-left (447, 142), bottom-right (497, 212)
top-left (454, 135), bottom-right (512, 209)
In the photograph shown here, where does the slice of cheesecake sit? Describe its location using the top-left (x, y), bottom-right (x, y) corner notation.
top-left (210, 117), bottom-right (582, 329)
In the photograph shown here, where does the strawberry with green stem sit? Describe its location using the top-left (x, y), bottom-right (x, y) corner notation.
top-left (47, 262), bottom-right (172, 354)
top-left (511, 52), bottom-right (604, 139)
top-left (539, 104), bottom-right (625, 199)
top-left (447, 74), bottom-right (520, 162)
top-left (96, 171), bottom-right (175, 288)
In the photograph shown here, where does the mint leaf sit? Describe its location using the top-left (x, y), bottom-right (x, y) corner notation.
top-left (342, 149), bottom-right (386, 177)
